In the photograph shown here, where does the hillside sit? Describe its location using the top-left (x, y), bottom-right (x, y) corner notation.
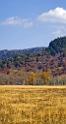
top-left (0, 36), bottom-right (66, 85)
top-left (49, 37), bottom-right (66, 55)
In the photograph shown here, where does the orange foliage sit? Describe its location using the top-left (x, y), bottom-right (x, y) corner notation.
top-left (27, 72), bottom-right (37, 85)
top-left (40, 70), bottom-right (52, 84)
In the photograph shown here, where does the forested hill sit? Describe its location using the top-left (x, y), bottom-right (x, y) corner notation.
top-left (49, 37), bottom-right (66, 55)
top-left (0, 47), bottom-right (46, 59)
top-left (0, 36), bottom-right (66, 85)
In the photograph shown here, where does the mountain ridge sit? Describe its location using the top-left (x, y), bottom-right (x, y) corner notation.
top-left (0, 36), bottom-right (66, 84)
top-left (0, 36), bottom-right (66, 59)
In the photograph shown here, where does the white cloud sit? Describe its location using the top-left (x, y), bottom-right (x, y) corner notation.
top-left (52, 30), bottom-right (64, 37)
top-left (1, 16), bottom-right (33, 28)
top-left (51, 25), bottom-right (66, 39)
top-left (22, 19), bottom-right (33, 28)
top-left (38, 7), bottom-right (66, 24)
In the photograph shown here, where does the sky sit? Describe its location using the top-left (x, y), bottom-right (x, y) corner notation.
top-left (0, 0), bottom-right (66, 49)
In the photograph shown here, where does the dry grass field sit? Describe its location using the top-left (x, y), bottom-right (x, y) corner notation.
top-left (0, 86), bottom-right (66, 124)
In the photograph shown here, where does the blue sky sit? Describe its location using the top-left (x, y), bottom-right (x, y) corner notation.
top-left (0, 0), bottom-right (66, 49)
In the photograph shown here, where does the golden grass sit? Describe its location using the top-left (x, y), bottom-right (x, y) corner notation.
top-left (0, 86), bottom-right (66, 124)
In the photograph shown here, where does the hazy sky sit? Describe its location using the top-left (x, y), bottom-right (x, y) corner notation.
top-left (0, 0), bottom-right (66, 49)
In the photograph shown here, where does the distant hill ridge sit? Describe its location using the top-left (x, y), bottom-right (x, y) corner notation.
top-left (0, 36), bottom-right (66, 77)
top-left (0, 36), bottom-right (66, 59)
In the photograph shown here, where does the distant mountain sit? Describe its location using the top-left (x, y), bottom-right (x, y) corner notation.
top-left (0, 36), bottom-right (66, 76)
top-left (0, 47), bottom-right (46, 60)
top-left (0, 36), bottom-right (66, 60)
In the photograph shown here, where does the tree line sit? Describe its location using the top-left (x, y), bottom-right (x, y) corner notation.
top-left (0, 69), bottom-right (66, 85)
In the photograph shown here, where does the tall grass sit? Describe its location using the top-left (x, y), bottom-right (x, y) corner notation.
top-left (0, 86), bottom-right (66, 124)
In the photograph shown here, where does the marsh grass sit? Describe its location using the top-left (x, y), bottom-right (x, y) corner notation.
top-left (0, 86), bottom-right (66, 124)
